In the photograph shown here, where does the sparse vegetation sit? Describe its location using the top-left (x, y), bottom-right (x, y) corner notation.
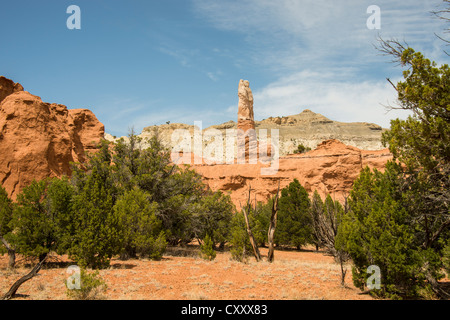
top-left (293, 144), bottom-right (311, 154)
top-left (65, 268), bottom-right (108, 300)
top-left (200, 234), bottom-right (216, 261)
top-left (1, 2), bottom-right (449, 301)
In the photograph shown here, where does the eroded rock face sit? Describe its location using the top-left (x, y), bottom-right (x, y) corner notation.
top-left (0, 77), bottom-right (104, 199)
top-left (0, 76), bottom-right (24, 104)
top-left (191, 139), bottom-right (392, 209)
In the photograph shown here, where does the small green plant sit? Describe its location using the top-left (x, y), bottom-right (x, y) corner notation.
top-left (200, 234), bottom-right (216, 261)
top-left (293, 144), bottom-right (311, 154)
top-left (65, 268), bottom-right (108, 300)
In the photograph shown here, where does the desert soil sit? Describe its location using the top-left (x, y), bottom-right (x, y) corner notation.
top-left (0, 246), bottom-right (373, 300)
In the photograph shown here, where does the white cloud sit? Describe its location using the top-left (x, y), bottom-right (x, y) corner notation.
top-left (191, 0), bottom-right (444, 129)
top-left (192, 0), bottom-right (447, 70)
top-left (249, 71), bottom-right (410, 129)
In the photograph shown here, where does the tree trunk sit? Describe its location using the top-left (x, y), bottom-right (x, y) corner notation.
top-left (7, 248), bottom-right (15, 269)
top-left (0, 235), bottom-right (15, 269)
top-left (242, 185), bottom-right (261, 262)
top-left (267, 181), bottom-right (280, 263)
top-left (425, 267), bottom-right (450, 299)
top-left (2, 254), bottom-right (48, 300)
top-left (242, 207), bottom-right (261, 262)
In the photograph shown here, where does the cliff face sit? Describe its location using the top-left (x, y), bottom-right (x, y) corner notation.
top-left (191, 139), bottom-right (392, 209)
top-left (0, 76), bottom-right (104, 199)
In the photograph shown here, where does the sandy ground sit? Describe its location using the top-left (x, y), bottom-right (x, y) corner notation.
top-left (0, 246), bottom-right (375, 300)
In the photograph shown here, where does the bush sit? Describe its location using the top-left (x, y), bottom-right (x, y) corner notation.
top-left (69, 165), bottom-right (120, 269)
top-left (113, 187), bottom-right (164, 260)
top-left (229, 213), bottom-right (253, 263)
top-left (275, 179), bottom-right (313, 249)
top-left (293, 144), bottom-right (311, 154)
top-left (139, 231), bottom-right (167, 260)
top-left (66, 268), bottom-right (108, 300)
top-left (200, 234), bottom-right (216, 261)
top-left (9, 178), bottom-right (75, 261)
top-left (443, 240), bottom-right (450, 278)
top-left (336, 164), bottom-right (436, 298)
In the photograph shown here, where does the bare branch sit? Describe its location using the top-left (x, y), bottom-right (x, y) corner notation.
top-left (2, 254), bottom-right (48, 300)
top-left (267, 179), bottom-right (280, 263)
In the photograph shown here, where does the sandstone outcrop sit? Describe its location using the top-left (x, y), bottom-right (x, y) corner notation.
top-left (0, 77), bottom-right (104, 199)
top-left (191, 139), bottom-right (392, 209)
top-left (237, 79), bottom-right (255, 131)
top-left (0, 76), bottom-right (24, 103)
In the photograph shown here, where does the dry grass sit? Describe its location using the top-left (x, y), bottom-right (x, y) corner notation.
top-left (0, 246), bottom-right (375, 300)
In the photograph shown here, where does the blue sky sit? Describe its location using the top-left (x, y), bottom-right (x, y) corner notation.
top-left (0, 0), bottom-right (448, 137)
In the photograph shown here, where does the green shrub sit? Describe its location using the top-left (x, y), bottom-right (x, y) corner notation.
top-left (139, 231), bottom-right (167, 260)
top-left (443, 240), bottom-right (450, 278)
top-left (66, 268), bottom-right (108, 300)
top-left (293, 144), bottom-right (311, 154)
top-left (229, 213), bottom-right (252, 263)
top-left (200, 234), bottom-right (216, 261)
top-left (275, 179), bottom-right (313, 249)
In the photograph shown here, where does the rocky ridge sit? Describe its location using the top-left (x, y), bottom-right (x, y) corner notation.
top-left (190, 139), bottom-right (392, 209)
top-left (106, 110), bottom-right (387, 157)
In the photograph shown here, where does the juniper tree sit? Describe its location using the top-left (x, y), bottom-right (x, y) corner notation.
top-left (275, 179), bottom-right (313, 249)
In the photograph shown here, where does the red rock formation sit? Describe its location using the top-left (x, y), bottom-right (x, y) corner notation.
top-left (0, 76), bottom-right (24, 103)
top-left (0, 77), bottom-right (104, 199)
top-left (192, 139), bottom-right (392, 209)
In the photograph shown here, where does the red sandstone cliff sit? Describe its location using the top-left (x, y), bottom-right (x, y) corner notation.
top-left (191, 139), bottom-right (392, 209)
top-left (0, 76), bottom-right (104, 199)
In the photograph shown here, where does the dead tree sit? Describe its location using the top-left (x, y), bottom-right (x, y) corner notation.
top-left (241, 185), bottom-right (261, 262)
top-left (267, 180), bottom-right (280, 263)
top-left (2, 254), bottom-right (48, 300)
top-left (310, 193), bottom-right (350, 286)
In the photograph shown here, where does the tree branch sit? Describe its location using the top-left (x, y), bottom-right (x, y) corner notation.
top-left (2, 254), bottom-right (48, 300)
